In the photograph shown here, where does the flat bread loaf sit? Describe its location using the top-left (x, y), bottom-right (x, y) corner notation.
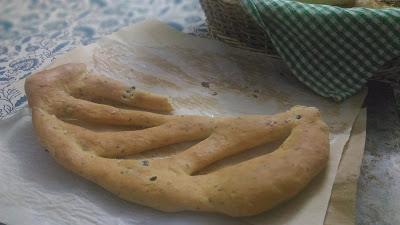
top-left (25, 63), bottom-right (329, 216)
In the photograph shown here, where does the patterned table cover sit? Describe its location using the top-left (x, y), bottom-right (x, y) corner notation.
top-left (0, 0), bottom-right (206, 119)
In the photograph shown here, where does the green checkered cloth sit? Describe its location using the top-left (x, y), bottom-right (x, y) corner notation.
top-left (242, 0), bottom-right (400, 101)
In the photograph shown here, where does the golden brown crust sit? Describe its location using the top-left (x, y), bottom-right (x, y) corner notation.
top-left (25, 63), bottom-right (329, 217)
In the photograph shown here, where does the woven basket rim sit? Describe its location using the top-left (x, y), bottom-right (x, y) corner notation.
top-left (219, 0), bottom-right (241, 5)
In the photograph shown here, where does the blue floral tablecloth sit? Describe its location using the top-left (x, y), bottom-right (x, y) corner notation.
top-left (0, 0), bottom-right (206, 119)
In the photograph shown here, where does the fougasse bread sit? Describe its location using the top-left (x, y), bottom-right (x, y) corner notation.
top-left (25, 63), bottom-right (329, 217)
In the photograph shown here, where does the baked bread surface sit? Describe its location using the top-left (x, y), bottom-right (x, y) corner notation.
top-left (25, 63), bottom-right (329, 217)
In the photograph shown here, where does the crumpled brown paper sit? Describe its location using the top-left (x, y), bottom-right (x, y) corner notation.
top-left (324, 108), bottom-right (366, 225)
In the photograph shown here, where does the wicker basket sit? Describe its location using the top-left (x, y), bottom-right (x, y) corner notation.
top-left (200, 0), bottom-right (278, 56)
top-left (200, 0), bottom-right (400, 80)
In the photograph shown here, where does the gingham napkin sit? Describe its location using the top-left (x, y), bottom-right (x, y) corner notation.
top-left (242, 0), bottom-right (400, 101)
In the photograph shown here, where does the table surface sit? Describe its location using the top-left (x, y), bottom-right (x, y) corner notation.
top-left (1, 0), bottom-right (399, 224)
top-left (0, 0), bottom-right (206, 119)
top-left (357, 81), bottom-right (400, 225)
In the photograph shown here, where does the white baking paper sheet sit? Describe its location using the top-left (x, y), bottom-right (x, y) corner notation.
top-left (0, 20), bottom-right (366, 225)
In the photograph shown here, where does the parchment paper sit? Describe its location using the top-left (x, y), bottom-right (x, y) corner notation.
top-left (324, 108), bottom-right (366, 225)
top-left (0, 20), bottom-right (366, 225)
